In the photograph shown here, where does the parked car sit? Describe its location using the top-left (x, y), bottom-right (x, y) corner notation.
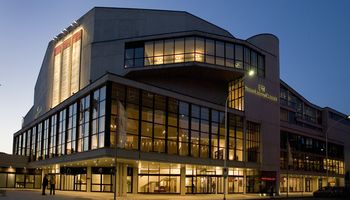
top-left (313, 186), bottom-right (350, 198)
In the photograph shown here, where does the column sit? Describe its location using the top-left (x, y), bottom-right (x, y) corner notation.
top-left (41, 169), bottom-right (45, 189)
top-left (122, 164), bottom-right (127, 196)
top-left (116, 163), bottom-right (128, 197)
top-left (224, 177), bottom-right (228, 196)
top-left (180, 166), bottom-right (186, 196)
top-left (275, 170), bottom-right (280, 196)
top-left (302, 176), bottom-right (305, 194)
top-left (114, 164), bottom-right (119, 196)
top-left (132, 167), bottom-right (138, 194)
top-left (287, 174), bottom-right (290, 195)
top-left (243, 169), bottom-right (246, 194)
top-left (86, 167), bottom-right (92, 192)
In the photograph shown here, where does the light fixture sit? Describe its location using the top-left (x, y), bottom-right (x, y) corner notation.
top-left (248, 69), bottom-right (255, 77)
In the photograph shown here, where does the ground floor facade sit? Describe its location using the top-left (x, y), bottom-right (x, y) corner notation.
top-left (8, 75), bottom-right (348, 196)
top-left (1, 158), bottom-right (345, 196)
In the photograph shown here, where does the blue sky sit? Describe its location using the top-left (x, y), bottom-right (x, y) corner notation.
top-left (0, 0), bottom-right (349, 153)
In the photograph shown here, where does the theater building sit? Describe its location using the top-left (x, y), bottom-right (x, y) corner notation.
top-left (6, 7), bottom-right (350, 196)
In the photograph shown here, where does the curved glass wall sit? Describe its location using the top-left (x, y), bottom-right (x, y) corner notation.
top-left (125, 36), bottom-right (265, 78)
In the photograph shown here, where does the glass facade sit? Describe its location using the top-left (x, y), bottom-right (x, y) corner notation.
top-left (124, 36), bottom-right (265, 78)
top-left (280, 85), bottom-right (322, 129)
top-left (280, 131), bottom-right (344, 175)
top-left (108, 83), bottom-right (257, 161)
top-left (14, 83), bottom-right (260, 164)
top-left (14, 85), bottom-right (106, 161)
top-left (0, 168), bottom-right (42, 189)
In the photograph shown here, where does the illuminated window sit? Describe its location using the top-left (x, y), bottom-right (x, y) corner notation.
top-left (174, 38), bottom-right (184, 63)
top-left (79, 95), bottom-right (90, 152)
top-left (91, 86), bottom-right (106, 149)
top-left (228, 79), bottom-right (244, 111)
top-left (49, 114), bottom-right (57, 157)
top-left (124, 36), bottom-right (265, 77)
top-left (67, 103), bottom-right (77, 154)
top-left (246, 121), bottom-right (260, 162)
top-left (58, 109), bottom-right (66, 156)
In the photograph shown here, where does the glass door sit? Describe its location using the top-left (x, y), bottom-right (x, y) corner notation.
top-left (305, 178), bottom-right (311, 192)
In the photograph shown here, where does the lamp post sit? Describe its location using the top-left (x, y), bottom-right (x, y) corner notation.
top-left (223, 69), bottom-right (255, 200)
top-left (325, 115), bottom-right (350, 186)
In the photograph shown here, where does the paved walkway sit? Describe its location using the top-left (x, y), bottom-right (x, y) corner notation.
top-left (0, 189), bottom-right (313, 200)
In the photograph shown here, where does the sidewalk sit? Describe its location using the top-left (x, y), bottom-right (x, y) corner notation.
top-left (0, 189), bottom-right (313, 200)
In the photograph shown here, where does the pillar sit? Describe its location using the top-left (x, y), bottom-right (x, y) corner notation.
top-left (243, 169), bottom-right (246, 194)
top-left (180, 166), bottom-right (186, 196)
top-left (302, 176), bottom-right (305, 194)
top-left (86, 167), bottom-right (92, 192)
top-left (41, 169), bottom-right (45, 189)
top-left (115, 163), bottom-right (128, 197)
top-left (215, 176), bottom-right (218, 194)
top-left (132, 167), bottom-right (138, 194)
top-left (122, 164), bottom-right (127, 195)
top-left (287, 174), bottom-right (290, 195)
top-left (275, 170), bottom-right (280, 196)
top-left (224, 176), bottom-right (228, 196)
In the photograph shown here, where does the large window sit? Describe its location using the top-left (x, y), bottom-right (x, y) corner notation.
top-left (228, 79), bottom-right (244, 111)
top-left (43, 119), bottom-right (50, 159)
top-left (36, 123), bottom-right (43, 160)
top-left (79, 95), bottom-right (90, 152)
top-left (246, 121), bottom-right (260, 162)
top-left (58, 110), bottom-right (66, 156)
top-left (179, 102), bottom-right (189, 156)
top-left (67, 103), bottom-right (77, 154)
top-left (91, 167), bottom-right (113, 192)
top-left (49, 115), bottom-right (57, 157)
top-left (30, 127), bottom-right (36, 160)
top-left (167, 98), bottom-right (179, 155)
top-left (138, 163), bottom-right (180, 194)
top-left (92, 87), bottom-right (106, 149)
top-left (125, 36), bottom-right (265, 77)
top-left (140, 91), bottom-right (166, 153)
top-left (228, 114), bottom-right (244, 161)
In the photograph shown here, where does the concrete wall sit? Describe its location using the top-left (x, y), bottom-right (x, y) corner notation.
top-left (89, 7), bottom-right (233, 83)
top-left (23, 8), bottom-right (96, 126)
top-left (245, 34), bottom-right (280, 172)
top-left (22, 7), bottom-right (233, 127)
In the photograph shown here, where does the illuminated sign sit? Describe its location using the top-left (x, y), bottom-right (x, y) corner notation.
top-left (245, 84), bottom-right (278, 102)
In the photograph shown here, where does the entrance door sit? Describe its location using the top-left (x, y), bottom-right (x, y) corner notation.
top-left (305, 178), bottom-right (311, 192)
top-left (197, 177), bottom-right (208, 193)
top-left (318, 178), bottom-right (322, 189)
top-left (228, 176), bottom-right (244, 193)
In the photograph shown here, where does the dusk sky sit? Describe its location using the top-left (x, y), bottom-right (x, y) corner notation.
top-left (0, 0), bottom-right (349, 154)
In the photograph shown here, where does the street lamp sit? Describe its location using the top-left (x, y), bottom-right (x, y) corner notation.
top-left (223, 69), bottom-right (255, 200)
top-left (325, 115), bottom-right (350, 186)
